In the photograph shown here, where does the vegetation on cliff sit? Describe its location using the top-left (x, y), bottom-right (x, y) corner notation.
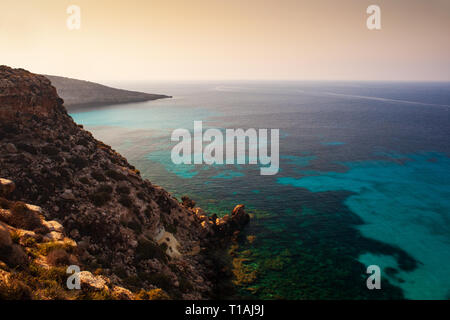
top-left (0, 66), bottom-right (249, 300)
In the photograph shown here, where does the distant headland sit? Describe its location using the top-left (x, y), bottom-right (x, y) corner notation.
top-left (44, 75), bottom-right (171, 112)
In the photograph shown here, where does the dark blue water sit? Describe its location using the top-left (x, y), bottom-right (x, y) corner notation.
top-left (71, 81), bottom-right (450, 299)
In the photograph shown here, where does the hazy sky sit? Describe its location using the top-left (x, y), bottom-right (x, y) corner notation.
top-left (1, 0), bottom-right (449, 81)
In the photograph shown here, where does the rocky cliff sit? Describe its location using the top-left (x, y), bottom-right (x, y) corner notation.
top-left (0, 66), bottom-right (249, 300)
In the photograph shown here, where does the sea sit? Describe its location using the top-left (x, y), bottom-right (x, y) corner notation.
top-left (70, 81), bottom-right (450, 300)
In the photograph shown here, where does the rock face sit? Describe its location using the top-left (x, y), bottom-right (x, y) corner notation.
top-left (0, 66), bottom-right (249, 300)
top-left (0, 192), bottom-right (136, 300)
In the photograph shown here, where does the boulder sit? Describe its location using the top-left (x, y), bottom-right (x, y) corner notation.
top-left (78, 271), bottom-right (108, 291)
top-left (8, 244), bottom-right (28, 267)
top-left (61, 190), bottom-right (75, 201)
top-left (231, 204), bottom-right (250, 227)
top-left (0, 178), bottom-right (15, 197)
top-left (43, 231), bottom-right (64, 242)
top-left (0, 222), bottom-right (12, 247)
top-left (42, 220), bottom-right (64, 233)
top-left (111, 286), bottom-right (134, 300)
top-left (5, 143), bottom-right (17, 153)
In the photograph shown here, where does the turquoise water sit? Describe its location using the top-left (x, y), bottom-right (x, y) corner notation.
top-left (278, 152), bottom-right (450, 299)
top-left (71, 81), bottom-right (450, 299)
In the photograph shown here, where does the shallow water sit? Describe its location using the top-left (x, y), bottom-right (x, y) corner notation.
top-left (71, 81), bottom-right (450, 299)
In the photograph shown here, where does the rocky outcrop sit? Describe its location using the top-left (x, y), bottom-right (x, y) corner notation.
top-left (0, 66), bottom-right (249, 300)
top-left (0, 190), bottom-right (144, 300)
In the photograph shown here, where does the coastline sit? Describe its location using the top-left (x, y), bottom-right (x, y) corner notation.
top-left (0, 66), bottom-right (248, 300)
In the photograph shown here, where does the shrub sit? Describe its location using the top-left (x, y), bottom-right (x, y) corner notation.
top-left (41, 145), bottom-right (59, 156)
top-left (77, 138), bottom-right (90, 147)
top-left (138, 272), bottom-right (172, 292)
top-left (137, 192), bottom-right (146, 201)
top-left (116, 186), bottom-right (130, 195)
top-left (46, 249), bottom-right (71, 266)
top-left (0, 197), bottom-right (11, 209)
top-left (90, 192), bottom-right (111, 207)
top-left (178, 276), bottom-right (194, 293)
top-left (181, 196), bottom-right (196, 209)
top-left (137, 288), bottom-right (170, 300)
top-left (37, 240), bottom-right (76, 256)
top-left (112, 267), bottom-right (127, 279)
top-left (69, 156), bottom-right (88, 169)
top-left (9, 202), bottom-right (42, 230)
top-left (127, 219), bottom-right (142, 234)
top-left (0, 276), bottom-right (32, 300)
top-left (17, 143), bottom-right (37, 155)
top-left (165, 224), bottom-right (177, 235)
top-left (124, 275), bottom-right (140, 288)
top-left (97, 185), bottom-right (113, 193)
top-left (10, 231), bottom-right (20, 244)
top-left (118, 195), bottom-right (133, 208)
top-left (91, 171), bottom-right (107, 182)
top-left (23, 237), bottom-right (36, 248)
top-left (79, 177), bottom-right (90, 185)
top-left (106, 170), bottom-right (126, 181)
top-left (135, 238), bottom-right (167, 262)
top-left (79, 289), bottom-right (113, 300)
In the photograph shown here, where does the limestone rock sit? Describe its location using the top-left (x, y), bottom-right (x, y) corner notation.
top-left (43, 231), bottom-right (64, 242)
top-left (0, 221), bottom-right (12, 247)
top-left (111, 286), bottom-right (134, 300)
top-left (78, 271), bottom-right (108, 291)
top-left (42, 220), bottom-right (64, 233)
top-left (0, 178), bottom-right (15, 197)
top-left (61, 190), bottom-right (75, 201)
top-left (231, 204), bottom-right (250, 227)
top-left (5, 143), bottom-right (17, 153)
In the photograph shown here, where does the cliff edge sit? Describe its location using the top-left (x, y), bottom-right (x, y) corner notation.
top-left (0, 66), bottom-right (249, 300)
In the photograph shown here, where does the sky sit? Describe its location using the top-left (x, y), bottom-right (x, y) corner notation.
top-left (0, 0), bottom-right (449, 82)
